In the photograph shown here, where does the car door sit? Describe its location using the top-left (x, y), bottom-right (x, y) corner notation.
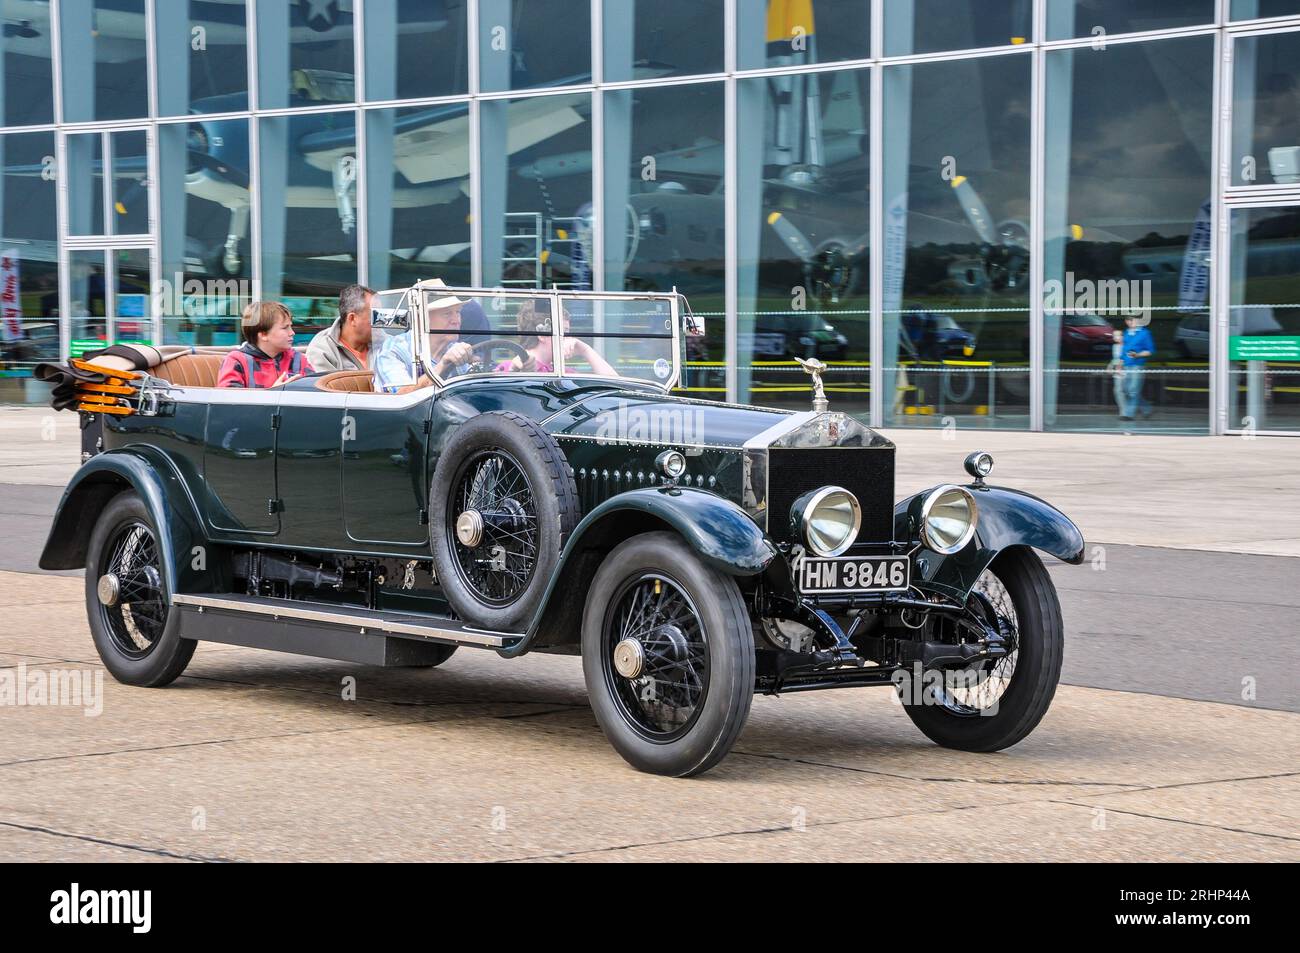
top-left (203, 390), bottom-right (280, 535)
top-left (274, 383), bottom-right (351, 551)
top-left (341, 291), bottom-right (435, 548)
top-left (342, 385), bottom-right (435, 547)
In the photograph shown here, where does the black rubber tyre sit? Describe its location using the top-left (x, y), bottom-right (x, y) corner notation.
top-left (582, 532), bottom-right (755, 777)
top-left (85, 492), bottom-right (196, 687)
top-left (901, 546), bottom-right (1063, 751)
top-left (429, 411), bottom-right (579, 631)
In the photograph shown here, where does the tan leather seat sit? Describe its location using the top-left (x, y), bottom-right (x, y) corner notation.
top-left (316, 370), bottom-right (375, 393)
top-left (149, 353), bottom-right (226, 388)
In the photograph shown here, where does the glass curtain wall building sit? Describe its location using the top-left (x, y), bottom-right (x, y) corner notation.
top-left (2, 0), bottom-right (1299, 436)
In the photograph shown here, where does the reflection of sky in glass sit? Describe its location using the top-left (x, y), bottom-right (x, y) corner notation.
top-left (1052, 37), bottom-right (1213, 245)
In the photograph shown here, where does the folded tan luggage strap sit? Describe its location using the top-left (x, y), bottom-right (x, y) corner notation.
top-left (68, 360), bottom-right (171, 417)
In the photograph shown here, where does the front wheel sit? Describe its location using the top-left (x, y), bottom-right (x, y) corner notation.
top-left (582, 532), bottom-right (755, 777)
top-left (900, 546), bottom-right (1063, 751)
top-left (85, 492), bottom-right (195, 687)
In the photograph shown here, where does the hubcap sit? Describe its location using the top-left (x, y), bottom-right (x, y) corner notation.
top-left (613, 638), bottom-right (645, 679)
top-left (97, 573), bottom-right (121, 607)
top-left (456, 510), bottom-right (484, 548)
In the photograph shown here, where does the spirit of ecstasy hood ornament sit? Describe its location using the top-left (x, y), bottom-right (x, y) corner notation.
top-left (795, 357), bottom-right (829, 412)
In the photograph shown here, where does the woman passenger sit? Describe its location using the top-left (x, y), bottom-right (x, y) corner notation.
top-left (497, 299), bottom-right (616, 376)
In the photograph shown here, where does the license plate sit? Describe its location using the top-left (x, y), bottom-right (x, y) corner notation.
top-left (798, 556), bottom-right (910, 595)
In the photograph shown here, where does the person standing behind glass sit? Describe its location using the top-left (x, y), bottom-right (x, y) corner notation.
top-left (1107, 328), bottom-right (1126, 415)
top-left (1119, 315), bottom-right (1155, 421)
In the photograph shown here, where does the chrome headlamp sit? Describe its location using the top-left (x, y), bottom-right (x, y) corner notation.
top-left (919, 485), bottom-right (978, 555)
top-left (792, 486), bottom-right (862, 557)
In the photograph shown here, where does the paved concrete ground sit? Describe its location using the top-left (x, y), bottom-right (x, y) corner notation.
top-left (0, 572), bottom-right (1296, 862)
top-left (0, 405), bottom-right (1296, 860)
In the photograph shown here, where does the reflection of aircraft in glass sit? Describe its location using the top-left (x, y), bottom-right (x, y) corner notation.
top-left (0, 0), bottom-right (447, 52)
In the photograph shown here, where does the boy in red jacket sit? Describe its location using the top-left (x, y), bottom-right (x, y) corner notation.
top-left (218, 300), bottom-right (313, 388)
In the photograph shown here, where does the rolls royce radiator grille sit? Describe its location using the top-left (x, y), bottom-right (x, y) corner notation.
top-left (767, 448), bottom-right (895, 545)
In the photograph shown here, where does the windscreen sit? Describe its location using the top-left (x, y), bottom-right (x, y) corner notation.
top-left (420, 290), bottom-right (677, 386)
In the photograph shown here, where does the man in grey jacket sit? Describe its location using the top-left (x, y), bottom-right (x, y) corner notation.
top-left (307, 284), bottom-right (375, 372)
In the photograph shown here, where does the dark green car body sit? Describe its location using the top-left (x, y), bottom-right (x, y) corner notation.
top-left (43, 370), bottom-right (1084, 656)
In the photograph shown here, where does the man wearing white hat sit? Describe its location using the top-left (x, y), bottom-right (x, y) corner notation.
top-left (373, 279), bottom-right (476, 394)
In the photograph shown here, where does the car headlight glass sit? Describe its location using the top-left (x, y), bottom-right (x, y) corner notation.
top-left (794, 487), bottom-right (861, 557)
top-left (920, 485), bottom-right (978, 555)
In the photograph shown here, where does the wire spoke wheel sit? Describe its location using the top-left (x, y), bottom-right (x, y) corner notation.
top-left (603, 573), bottom-right (710, 742)
top-left (449, 449), bottom-right (539, 607)
top-left (936, 567), bottom-right (1020, 716)
top-left (98, 520), bottom-right (168, 660)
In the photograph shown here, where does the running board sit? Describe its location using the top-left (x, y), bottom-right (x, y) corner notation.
top-left (172, 593), bottom-right (523, 667)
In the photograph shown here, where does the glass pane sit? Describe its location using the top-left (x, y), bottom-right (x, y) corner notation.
top-left (603, 83), bottom-right (725, 397)
top-left (158, 119), bottom-right (252, 347)
top-left (479, 0), bottom-right (591, 93)
top-left (110, 130), bottom-right (149, 235)
top-left (255, 0), bottom-right (355, 110)
top-left (882, 55), bottom-right (1033, 429)
top-left (1046, 0), bottom-right (1215, 40)
top-left (400, 291), bottom-right (675, 387)
top-left (364, 0), bottom-right (468, 100)
top-left (1231, 0), bottom-right (1300, 17)
top-left (0, 132), bottom-right (60, 405)
top-left (259, 112), bottom-right (357, 328)
top-left (1044, 36), bottom-right (1214, 434)
top-left (1232, 31), bottom-right (1300, 187)
top-left (112, 248), bottom-right (151, 345)
top-left (603, 0), bottom-right (723, 81)
top-left (155, 0), bottom-right (249, 115)
top-left (1, 3), bottom-right (54, 125)
top-left (66, 133), bottom-right (106, 236)
top-left (737, 68), bottom-right (870, 414)
top-left (737, 0), bottom-right (870, 70)
top-left (560, 295), bottom-right (676, 384)
top-left (1229, 207), bottom-right (1300, 433)
top-left (885, 1), bottom-right (1032, 56)
top-left (68, 250), bottom-right (108, 357)
top-left (365, 105), bottom-right (471, 293)
top-left (480, 92), bottom-right (591, 290)
top-left (60, 0), bottom-right (149, 122)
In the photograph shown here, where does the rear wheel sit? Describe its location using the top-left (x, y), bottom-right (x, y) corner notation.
top-left (85, 492), bottom-right (195, 687)
top-left (900, 547), bottom-right (1062, 751)
top-left (582, 532), bottom-right (755, 777)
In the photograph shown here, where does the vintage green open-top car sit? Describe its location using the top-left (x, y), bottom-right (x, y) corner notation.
top-left (38, 285), bottom-right (1084, 777)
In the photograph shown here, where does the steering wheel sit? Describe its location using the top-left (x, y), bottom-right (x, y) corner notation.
top-left (467, 338), bottom-right (531, 372)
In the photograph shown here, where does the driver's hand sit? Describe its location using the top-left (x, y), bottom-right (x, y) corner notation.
top-left (438, 342), bottom-right (474, 371)
top-left (561, 338), bottom-right (587, 360)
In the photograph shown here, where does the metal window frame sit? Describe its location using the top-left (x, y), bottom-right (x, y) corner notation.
top-left (1219, 16), bottom-right (1300, 436)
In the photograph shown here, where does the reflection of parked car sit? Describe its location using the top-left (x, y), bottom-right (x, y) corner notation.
top-left (1, 321), bottom-right (61, 365)
top-left (1019, 313), bottom-right (1116, 360)
top-left (901, 312), bottom-right (976, 360)
top-left (749, 314), bottom-right (849, 361)
top-left (38, 286), bottom-right (1085, 777)
top-left (1174, 308), bottom-right (1283, 358)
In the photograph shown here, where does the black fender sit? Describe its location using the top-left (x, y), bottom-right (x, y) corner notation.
top-left (894, 483), bottom-right (1084, 600)
top-left (40, 448), bottom-right (208, 595)
top-left (509, 486), bottom-right (776, 657)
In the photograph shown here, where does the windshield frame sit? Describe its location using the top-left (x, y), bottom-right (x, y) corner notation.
top-left (399, 285), bottom-right (684, 392)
